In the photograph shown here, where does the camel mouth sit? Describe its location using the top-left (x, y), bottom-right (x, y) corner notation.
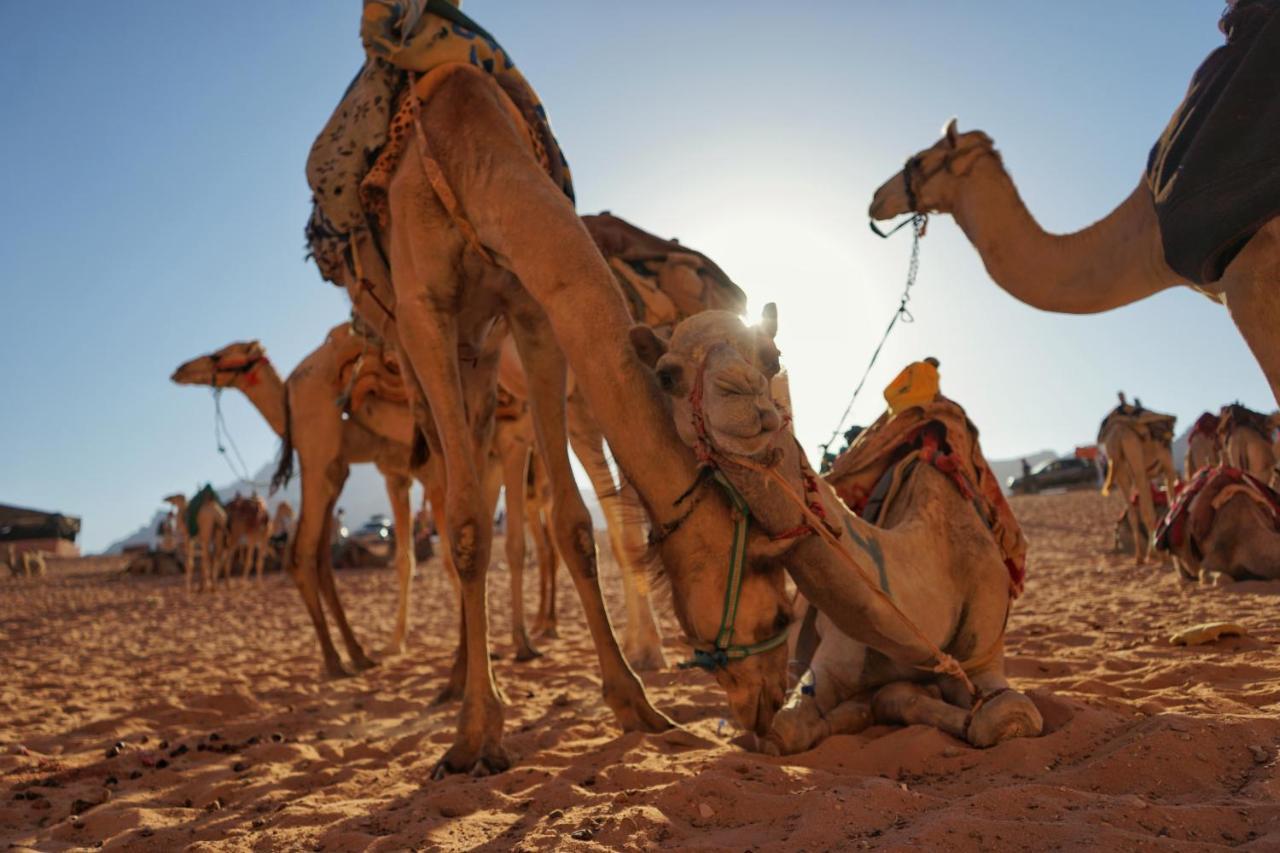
top-left (869, 176), bottom-right (909, 221)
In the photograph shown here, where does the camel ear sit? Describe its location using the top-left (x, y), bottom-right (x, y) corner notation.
top-left (943, 117), bottom-right (959, 147)
top-left (654, 354), bottom-right (688, 397)
top-left (629, 324), bottom-right (668, 369)
top-left (760, 302), bottom-right (778, 340)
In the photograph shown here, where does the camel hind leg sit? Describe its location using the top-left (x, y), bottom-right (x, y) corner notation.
top-left (499, 440), bottom-right (540, 661)
top-left (380, 468), bottom-right (416, 656)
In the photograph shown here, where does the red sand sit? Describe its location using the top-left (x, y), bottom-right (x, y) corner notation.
top-left (3, 492), bottom-right (1279, 851)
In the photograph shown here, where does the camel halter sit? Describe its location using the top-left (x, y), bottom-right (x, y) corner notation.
top-left (680, 342), bottom-right (976, 695)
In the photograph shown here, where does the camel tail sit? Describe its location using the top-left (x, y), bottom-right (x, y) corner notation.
top-left (1100, 457), bottom-right (1115, 497)
top-left (271, 391), bottom-right (295, 494)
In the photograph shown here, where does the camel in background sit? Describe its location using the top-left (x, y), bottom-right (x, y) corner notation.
top-left (164, 490), bottom-right (227, 592)
top-left (225, 493), bottom-right (271, 581)
top-left (1157, 466), bottom-right (1280, 584)
top-left (868, 120), bottom-right (1280, 410)
top-left (631, 309), bottom-right (1041, 754)
top-left (1218, 403), bottom-right (1277, 482)
top-left (1098, 396), bottom-right (1178, 565)
top-left (270, 501), bottom-right (294, 545)
top-left (1185, 412), bottom-right (1221, 476)
top-left (172, 330), bottom-right (428, 673)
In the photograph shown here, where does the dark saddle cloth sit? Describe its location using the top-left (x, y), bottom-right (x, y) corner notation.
top-left (1146, 0), bottom-right (1280, 286)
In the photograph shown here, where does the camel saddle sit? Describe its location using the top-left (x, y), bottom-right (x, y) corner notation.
top-left (1097, 404), bottom-right (1176, 446)
top-left (581, 213), bottom-right (747, 330)
top-left (327, 322), bottom-right (408, 415)
top-left (824, 396), bottom-right (1028, 598)
top-left (1155, 465), bottom-right (1280, 551)
top-left (186, 484), bottom-right (222, 537)
top-left (1191, 411), bottom-right (1221, 442)
top-left (1146, 0), bottom-right (1280, 286)
top-left (1218, 403), bottom-right (1275, 443)
top-left (306, 0), bottom-right (572, 294)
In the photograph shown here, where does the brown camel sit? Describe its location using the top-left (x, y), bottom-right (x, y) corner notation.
top-left (1098, 396), bottom-right (1179, 564)
top-left (164, 490), bottom-right (227, 593)
top-left (630, 310), bottom-right (1042, 754)
top-left (868, 120), bottom-right (1280, 410)
top-left (1185, 412), bottom-right (1222, 477)
top-left (1218, 403), bottom-right (1277, 481)
top-left (1157, 467), bottom-right (1280, 583)
top-left (225, 493), bottom-right (271, 581)
top-left (172, 331), bottom-right (428, 672)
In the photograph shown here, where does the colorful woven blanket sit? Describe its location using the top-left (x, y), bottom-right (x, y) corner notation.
top-left (326, 322), bottom-right (408, 415)
top-left (1155, 465), bottom-right (1280, 550)
top-left (824, 396), bottom-right (1028, 597)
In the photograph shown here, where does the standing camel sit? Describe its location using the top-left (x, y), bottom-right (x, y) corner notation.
top-left (165, 489), bottom-right (227, 592)
top-left (225, 493), bottom-right (271, 581)
top-left (868, 112), bottom-right (1280, 410)
top-left (1097, 397), bottom-right (1178, 564)
top-left (1217, 403), bottom-right (1277, 481)
top-left (172, 330), bottom-right (428, 672)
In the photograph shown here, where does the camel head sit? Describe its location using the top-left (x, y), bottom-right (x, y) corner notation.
top-left (171, 341), bottom-right (268, 388)
top-left (630, 307), bottom-right (785, 462)
top-left (869, 119), bottom-right (998, 221)
top-left (631, 306), bottom-right (793, 736)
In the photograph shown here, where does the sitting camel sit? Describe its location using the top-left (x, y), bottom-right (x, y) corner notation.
top-left (225, 493), bottom-right (271, 581)
top-left (1156, 466), bottom-right (1280, 583)
top-left (172, 330), bottom-right (429, 672)
top-left (165, 488), bottom-right (227, 592)
top-left (1218, 403), bottom-right (1277, 482)
top-left (630, 310), bottom-right (1042, 754)
top-left (1098, 395), bottom-right (1178, 564)
top-left (1185, 412), bottom-right (1222, 476)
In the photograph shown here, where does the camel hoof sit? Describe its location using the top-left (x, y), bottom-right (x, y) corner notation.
top-left (513, 645), bottom-right (543, 663)
top-left (533, 622), bottom-right (559, 640)
top-left (351, 654), bottom-right (379, 673)
top-left (624, 643), bottom-right (668, 673)
top-left (607, 686), bottom-right (676, 734)
top-left (324, 661), bottom-right (356, 680)
top-left (383, 642), bottom-right (407, 658)
top-left (966, 691), bottom-right (1043, 749)
top-left (430, 742), bottom-right (511, 780)
top-left (432, 683), bottom-right (464, 706)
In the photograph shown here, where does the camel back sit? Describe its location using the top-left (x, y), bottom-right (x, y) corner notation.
top-left (326, 322), bottom-right (408, 414)
top-left (581, 213), bottom-right (747, 329)
top-left (824, 396), bottom-right (1028, 597)
top-left (306, 0), bottom-right (572, 289)
top-left (1218, 403), bottom-right (1275, 442)
top-left (1155, 464), bottom-right (1280, 551)
top-left (1097, 405), bottom-right (1177, 447)
top-left (1145, 0), bottom-right (1280, 285)
top-left (186, 485), bottom-right (222, 537)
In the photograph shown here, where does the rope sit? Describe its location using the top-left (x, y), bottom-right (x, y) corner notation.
top-left (821, 214), bottom-right (926, 458)
top-left (212, 389), bottom-right (271, 490)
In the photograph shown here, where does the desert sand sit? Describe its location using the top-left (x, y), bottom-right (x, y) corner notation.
top-left (3, 492), bottom-right (1279, 852)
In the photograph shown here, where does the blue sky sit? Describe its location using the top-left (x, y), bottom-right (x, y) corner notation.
top-left (1, 2), bottom-right (1270, 552)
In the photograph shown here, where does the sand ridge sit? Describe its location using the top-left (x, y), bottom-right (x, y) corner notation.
top-left (2, 492), bottom-right (1279, 851)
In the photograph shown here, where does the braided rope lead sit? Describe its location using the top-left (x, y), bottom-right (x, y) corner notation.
top-left (822, 214), bottom-right (927, 458)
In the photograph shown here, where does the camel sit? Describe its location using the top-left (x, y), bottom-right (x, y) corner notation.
top-left (270, 501), bottom-right (294, 543)
top-left (1157, 466), bottom-right (1280, 583)
top-left (164, 489), bottom-right (227, 592)
top-left (630, 310), bottom-right (1043, 755)
top-left (1218, 403), bottom-right (1277, 481)
top-left (1097, 396), bottom-right (1179, 564)
top-left (5, 545), bottom-right (46, 578)
top-left (1185, 412), bottom-right (1222, 476)
top-left (172, 331), bottom-right (428, 672)
top-left (225, 493), bottom-right (271, 581)
top-left (867, 119), bottom-right (1280, 410)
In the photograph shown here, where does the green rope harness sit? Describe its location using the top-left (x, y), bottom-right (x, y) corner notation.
top-left (678, 470), bottom-right (790, 672)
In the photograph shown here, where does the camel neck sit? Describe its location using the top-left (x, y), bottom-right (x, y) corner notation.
top-left (950, 157), bottom-right (1177, 313)
top-left (236, 362), bottom-right (287, 437)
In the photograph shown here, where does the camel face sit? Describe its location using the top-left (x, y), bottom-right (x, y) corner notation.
top-left (869, 120), bottom-right (995, 221)
top-left (171, 341), bottom-right (265, 388)
top-left (638, 311), bottom-right (785, 461)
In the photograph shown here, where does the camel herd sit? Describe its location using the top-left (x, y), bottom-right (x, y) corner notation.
top-left (103, 2), bottom-right (1279, 777)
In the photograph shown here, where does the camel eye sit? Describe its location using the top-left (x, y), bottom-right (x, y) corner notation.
top-left (657, 364), bottom-right (683, 393)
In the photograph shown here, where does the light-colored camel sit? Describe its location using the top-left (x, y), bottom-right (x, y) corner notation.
top-left (630, 309), bottom-right (1042, 754)
top-left (225, 493), bottom-right (271, 581)
top-left (6, 545), bottom-right (46, 578)
top-left (1218, 403), bottom-right (1277, 482)
top-left (164, 491), bottom-right (227, 592)
top-left (1098, 398), bottom-right (1179, 564)
top-left (1185, 413), bottom-right (1221, 477)
top-left (172, 333), bottom-right (427, 672)
top-left (270, 501), bottom-right (294, 542)
top-left (868, 120), bottom-right (1280, 410)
